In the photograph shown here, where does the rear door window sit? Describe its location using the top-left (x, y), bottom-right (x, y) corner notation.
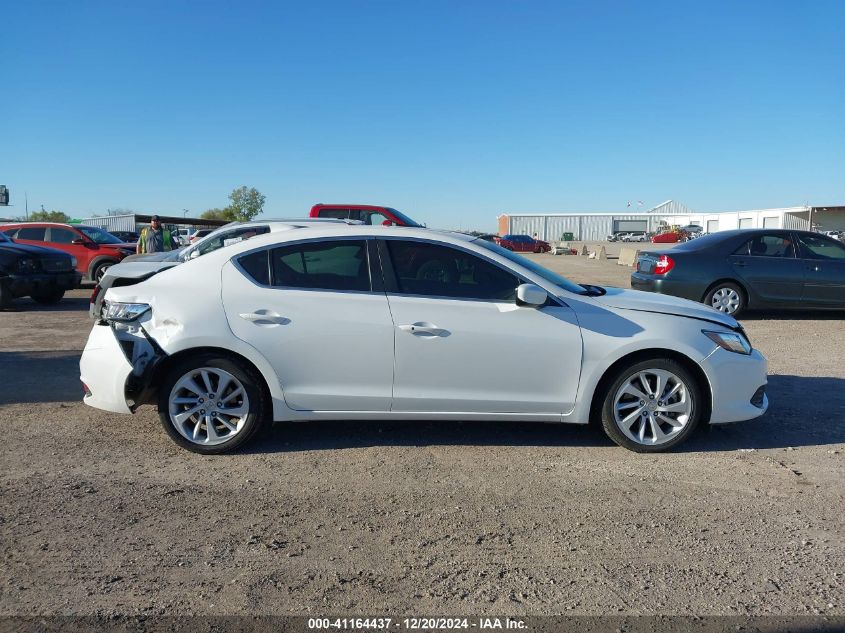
top-left (17, 227), bottom-right (46, 241)
top-left (270, 240), bottom-right (371, 291)
top-left (317, 209), bottom-right (351, 220)
top-left (735, 235), bottom-right (795, 258)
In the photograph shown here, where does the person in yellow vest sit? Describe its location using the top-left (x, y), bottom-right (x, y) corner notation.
top-left (136, 215), bottom-right (174, 254)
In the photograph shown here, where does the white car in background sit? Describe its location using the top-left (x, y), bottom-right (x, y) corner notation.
top-left (80, 224), bottom-right (768, 454)
top-left (621, 232), bottom-right (648, 243)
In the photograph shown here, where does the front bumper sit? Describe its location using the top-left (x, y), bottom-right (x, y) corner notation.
top-left (703, 347), bottom-right (769, 424)
top-left (80, 324), bottom-right (133, 414)
top-left (7, 271), bottom-right (82, 296)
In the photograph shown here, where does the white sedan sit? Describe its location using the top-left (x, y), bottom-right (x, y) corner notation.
top-left (80, 224), bottom-right (768, 454)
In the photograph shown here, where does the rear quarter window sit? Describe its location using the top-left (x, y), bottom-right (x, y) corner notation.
top-left (237, 250), bottom-right (271, 285)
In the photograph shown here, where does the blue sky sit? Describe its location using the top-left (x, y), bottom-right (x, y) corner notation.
top-left (3, 0), bottom-right (843, 230)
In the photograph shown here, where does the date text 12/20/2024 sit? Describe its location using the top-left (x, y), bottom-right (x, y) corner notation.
top-left (308, 618), bottom-right (527, 630)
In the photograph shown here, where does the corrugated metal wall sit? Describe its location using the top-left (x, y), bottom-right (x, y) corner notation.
top-left (508, 214), bottom-right (666, 241)
top-left (80, 214), bottom-right (138, 232)
top-left (504, 208), bottom-right (819, 240)
top-left (783, 213), bottom-right (810, 230)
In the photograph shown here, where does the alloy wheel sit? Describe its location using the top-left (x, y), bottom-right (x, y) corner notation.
top-left (167, 367), bottom-right (250, 446)
top-left (612, 368), bottom-right (692, 446)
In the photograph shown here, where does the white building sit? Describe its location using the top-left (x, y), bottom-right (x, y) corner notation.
top-left (497, 201), bottom-right (844, 242)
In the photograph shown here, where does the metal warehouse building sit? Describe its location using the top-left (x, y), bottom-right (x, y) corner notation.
top-left (80, 212), bottom-right (228, 232)
top-left (498, 200), bottom-right (845, 242)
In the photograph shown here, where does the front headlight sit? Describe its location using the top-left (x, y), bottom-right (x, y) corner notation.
top-left (17, 257), bottom-right (38, 273)
top-left (703, 330), bottom-right (752, 355)
top-left (103, 301), bottom-right (151, 322)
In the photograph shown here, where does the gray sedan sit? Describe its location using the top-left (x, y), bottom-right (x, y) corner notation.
top-left (631, 229), bottom-right (845, 317)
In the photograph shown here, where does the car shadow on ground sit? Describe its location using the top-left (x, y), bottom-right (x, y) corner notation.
top-left (246, 374), bottom-right (845, 454)
top-left (682, 374), bottom-right (845, 451)
top-left (741, 309), bottom-right (845, 321)
top-left (0, 351), bottom-right (83, 404)
top-left (2, 297), bottom-right (90, 312)
top-left (2, 353), bottom-right (841, 454)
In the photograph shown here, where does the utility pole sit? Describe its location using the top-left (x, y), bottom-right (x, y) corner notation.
top-left (25, 191), bottom-right (29, 220)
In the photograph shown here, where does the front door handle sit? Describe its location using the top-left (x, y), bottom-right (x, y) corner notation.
top-left (398, 322), bottom-right (450, 337)
top-left (733, 260), bottom-right (749, 268)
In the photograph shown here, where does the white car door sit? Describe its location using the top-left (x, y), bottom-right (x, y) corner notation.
top-left (220, 238), bottom-right (395, 411)
top-left (380, 239), bottom-right (583, 415)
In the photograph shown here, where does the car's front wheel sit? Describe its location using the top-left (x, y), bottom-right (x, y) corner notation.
top-left (92, 260), bottom-right (117, 282)
top-left (158, 355), bottom-right (267, 454)
top-left (31, 288), bottom-right (65, 304)
top-left (600, 359), bottom-right (701, 452)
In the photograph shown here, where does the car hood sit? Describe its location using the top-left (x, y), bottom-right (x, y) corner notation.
top-left (0, 242), bottom-right (71, 258)
top-left (591, 286), bottom-right (739, 328)
top-left (99, 260), bottom-right (180, 285)
top-left (121, 248), bottom-right (185, 263)
top-left (101, 242), bottom-right (138, 251)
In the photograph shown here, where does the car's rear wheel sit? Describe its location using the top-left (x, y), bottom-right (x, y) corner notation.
top-left (158, 355), bottom-right (267, 454)
top-left (31, 288), bottom-right (65, 304)
top-left (704, 282), bottom-right (746, 317)
top-left (0, 280), bottom-right (12, 309)
top-left (600, 359), bottom-right (701, 452)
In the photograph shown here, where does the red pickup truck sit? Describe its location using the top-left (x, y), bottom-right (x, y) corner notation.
top-left (309, 204), bottom-right (422, 227)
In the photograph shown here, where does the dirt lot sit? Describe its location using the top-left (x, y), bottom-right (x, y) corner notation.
top-left (1, 251), bottom-right (843, 621)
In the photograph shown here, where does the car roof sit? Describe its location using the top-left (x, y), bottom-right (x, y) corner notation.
top-left (202, 224), bottom-right (470, 258)
top-left (312, 203), bottom-right (391, 210)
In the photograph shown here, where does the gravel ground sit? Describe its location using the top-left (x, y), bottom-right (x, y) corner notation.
top-left (1, 251), bottom-right (843, 620)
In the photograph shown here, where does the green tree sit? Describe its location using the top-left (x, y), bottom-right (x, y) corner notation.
top-left (200, 207), bottom-right (235, 221)
top-left (227, 186), bottom-right (265, 222)
top-left (29, 210), bottom-right (70, 223)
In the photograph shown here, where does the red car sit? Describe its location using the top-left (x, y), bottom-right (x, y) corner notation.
top-left (0, 222), bottom-right (137, 282)
top-left (309, 204), bottom-right (422, 227)
top-left (651, 231), bottom-right (684, 243)
top-left (493, 234), bottom-right (551, 253)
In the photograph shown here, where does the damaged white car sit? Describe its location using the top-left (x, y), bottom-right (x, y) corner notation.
top-left (80, 223), bottom-right (768, 454)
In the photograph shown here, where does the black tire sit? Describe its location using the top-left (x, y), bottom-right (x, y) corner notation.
top-left (31, 288), bottom-right (65, 305)
top-left (703, 281), bottom-right (746, 318)
top-left (0, 280), bottom-right (12, 309)
top-left (92, 260), bottom-right (117, 283)
top-left (600, 358), bottom-right (702, 453)
top-left (157, 354), bottom-right (268, 454)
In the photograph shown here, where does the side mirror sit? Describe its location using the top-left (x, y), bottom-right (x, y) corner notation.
top-left (71, 238), bottom-right (87, 245)
top-left (516, 283), bottom-right (548, 307)
top-left (189, 250), bottom-right (200, 259)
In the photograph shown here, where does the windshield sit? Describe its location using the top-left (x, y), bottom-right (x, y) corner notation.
top-left (180, 225), bottom-right (270, 261)
top-left (78, 225), bottom-right (124, 244)
top-left (474, 239), bottom-right (588, 295)
top-left (386, 207), bottom-right (423, 228)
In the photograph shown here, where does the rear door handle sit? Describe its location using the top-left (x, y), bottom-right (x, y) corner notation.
top-left (239, 311), bottom-right (290, 325)
top-left (398, 323), bottom-right (450, 337)
top-left (733, 260), bottom-right (748, 268)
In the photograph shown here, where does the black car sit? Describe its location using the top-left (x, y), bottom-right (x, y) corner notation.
top-left (631, 229), bottom-right (845, 317)
top-left (0, 231), bottom-right (82, 308)
top-left (110, 230), bottom-right (140, 243)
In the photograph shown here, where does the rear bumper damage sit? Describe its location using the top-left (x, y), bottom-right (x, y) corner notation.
top-left (80, 320), bottom-right (167, 414)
